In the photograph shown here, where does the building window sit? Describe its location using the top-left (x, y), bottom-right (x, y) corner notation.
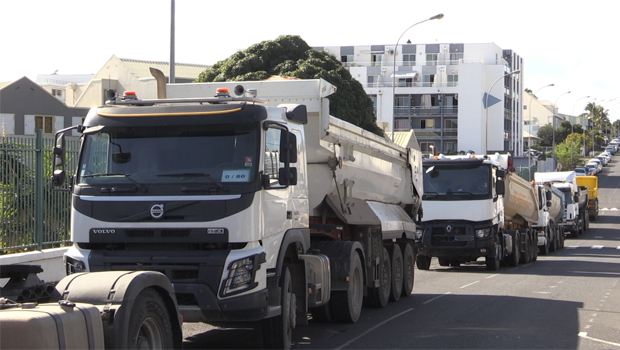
top-left (422, 74), bottom-right (434, 87)
top-left (394, 118), bottom-right (411, 131)
top-left (443, 141), bottom-right (457, 153)
top-left (371, 54), bottom-right (383, 67)
top-left (426, 53), bottom-right (438, 66)
top-left (367, 75), bottom-right (380, 88)
top-left (420, 142), bottom-right (435, 154)
top-left (395, 96), bottom-right (409, 114)
top-left (449, 53), bottom-right (463, 63)
top-left (421, 119), bottom-right (435, 129)
top-left (447, 75), bottom-right (458, 87)
top-left (398, 78), bottom-right (413, 87)
top-left (403, 54), bottom-right (416, 66)
top-left (35, 116), bottom-right (54, 134)
top-left (369, 95), bottom-right (377, 116)
top-left (52, 89), bottom-right (63, 97)
top-left (341, 55), bottom-right (354, 67)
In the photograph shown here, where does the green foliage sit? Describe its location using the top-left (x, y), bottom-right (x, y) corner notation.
top-left (555, 136), bottom-right (584, 170)
top-left (196, 35), bottom-right (383, 136)
top-left (537, 124), bottom-right (554, 146)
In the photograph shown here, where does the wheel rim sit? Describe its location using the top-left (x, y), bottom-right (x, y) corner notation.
top-left (135, 317), bottom-right (163, 349)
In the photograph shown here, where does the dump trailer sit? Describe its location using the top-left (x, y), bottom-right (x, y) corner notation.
top-left (533, 182), bottom-right (565, 254)
top-left (416, 153), bottom-right (539, 271)
top-left (51, 78), bottom-right (423, 349)
top-left (535, 171), bottom-right (588, 238)
top-left (576, 175), bottom-right (599, 221)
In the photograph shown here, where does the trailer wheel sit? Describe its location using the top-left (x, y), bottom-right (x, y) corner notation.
top-left (388, 245), bottom-right (403, 302)
top-left (400, 243), bottom-right (415, 297)
top-left (331, 253), bottom-right (363, 323)
top-left (416, 255), bottom-right (431, 270)
top-left (310, 302), bottom-right (334, 323)
top-left (367, 247), bottom-right (391, 308)
top-left (591, 199), bottom-right (599, 221)
top-left (539, 227), bottom-right (550, 255)
top-left (531, 231), bottom-right (538, 262)
top-left (507, 231), bottom-right (519, 267)
top-left (549, 226), bottom-right (557, 253)
top-left (262, 266), bottom-right (295, 350)
top-left (521, 233), bottom-right (531, 264)
top-left (126, 288), bottom-right (173, 350)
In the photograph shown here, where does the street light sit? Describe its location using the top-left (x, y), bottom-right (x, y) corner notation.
top-left (570, 95), bottom-right (590, 168)
top-left (527, 84), bottom-right (554, 179)
top-left (391, 13), bottom-right (444, 142)
top-left (552, 91), bottom-right (571, 161)
top-left (484, 70), bottom-right (521, 153)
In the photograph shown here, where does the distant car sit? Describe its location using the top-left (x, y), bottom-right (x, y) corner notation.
top-left (583, 164), bottom-right (598, 176)
top-left (574, 167), bottom-right (589, 176)
top-left (605, 146), bottom-right (616, 155)
top-left (586, 161), bottom-right (602, 174)
top-left (599, 152), bottom-right (612, 163)
top-left (595, 155), bottom-right (608, 166)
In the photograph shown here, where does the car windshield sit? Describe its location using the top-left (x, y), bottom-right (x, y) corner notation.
top-left (78, 124), bottom-right (259, 187)
top-left (423, 164), bottom-right (492, 198)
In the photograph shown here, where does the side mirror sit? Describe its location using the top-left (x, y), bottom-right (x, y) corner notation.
top-left (53, 133), bottom-right (66, 167)
top-left (52, 170), bottom-right (66, 187)
top-left (279, 131), bottom-right (297, 164)
top-left (496, 179), bottom-right (505, 195)
top-left (279, 167), bottom-right (298, 186)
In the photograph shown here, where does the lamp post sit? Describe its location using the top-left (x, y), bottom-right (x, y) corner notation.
top-left (391, 13), bottom-right (444, 142)
top-left (551, 91), bottom-right (571, 160)
top-left (570, 95), bottom-right (590, 168)
top-left (484, 70), bottom-right (521, 153)
top-left (527, 84), bottom-right (554, 179)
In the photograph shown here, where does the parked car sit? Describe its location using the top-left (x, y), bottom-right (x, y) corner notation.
top-left (595, 155), bottom-right (608, 166)
top-left (583, 164), bottom-right (598, 176)
top-left (599, 152), bottom-right (612, 163)
top-left (605, 146), bottom-right (616, 155)
top-left (586, 161), bottom-right (602, 174)
top-left (574, 167), bottom-right (589, 176)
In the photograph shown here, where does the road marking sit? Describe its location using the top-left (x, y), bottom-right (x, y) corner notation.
top-left (532, 291), bottom-right (551, 294)
top-left (335, 308), bottom-right (415, 350)
top-left (422, 292), bottom-right (451, 305)
top-left (591, 246), bottom-right (604, 249)
top-left (485, 274), bottom-right (499, 279)
top-left (578, 332), bottom-right (620, 347)
top-left (460, 281), bottom-right (480, 289)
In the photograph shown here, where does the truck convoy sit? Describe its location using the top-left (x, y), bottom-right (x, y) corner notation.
top-left (49, 78), bottom-right (424, 349)
top-left (534, 171), bottom-right (589, 238)
top-left (575, 175), bottom-right (599, 221)
top-left (415, 153), bottom-right (546, 271)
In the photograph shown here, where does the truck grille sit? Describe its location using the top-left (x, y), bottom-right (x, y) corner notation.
top-left (431, 226), bottom-right (467, 247)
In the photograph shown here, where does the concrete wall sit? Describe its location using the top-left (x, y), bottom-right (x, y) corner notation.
top-left (0, 248), bottom-right (68, 284)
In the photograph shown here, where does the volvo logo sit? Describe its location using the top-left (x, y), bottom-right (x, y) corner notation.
top-left (150, 204), bottom-right (164, 219)
top-left (446, 225), bottom-right (453, 233)
top-left (92, 229), bottom-right (116, 234)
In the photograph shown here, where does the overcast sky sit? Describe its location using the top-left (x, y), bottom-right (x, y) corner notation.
top-left (1, 0), bottom-right (617, 118)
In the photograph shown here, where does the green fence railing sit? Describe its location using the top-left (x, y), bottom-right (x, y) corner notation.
top-left (1, 130), bottom-right (80, 254)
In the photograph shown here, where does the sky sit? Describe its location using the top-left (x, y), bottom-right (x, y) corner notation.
top-left (1, 0), bottom-right (618, 119)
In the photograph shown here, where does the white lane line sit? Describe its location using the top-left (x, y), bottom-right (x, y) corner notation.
top-left (335, 308), bottom-right (415, 350)
top-left (485, 274), bottom-right (499, 279)
top-left (460, 281), bottom-right (480, 289)
top-left (422, 292), bottom-right (451, 305)
top-left (578, 332), bottom-right (620, 347)
top-left (591, 246), bottom-right (604, 249)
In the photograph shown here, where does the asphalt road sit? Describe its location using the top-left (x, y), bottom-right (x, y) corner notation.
top-left (183, 156), bottom-right (620, 349)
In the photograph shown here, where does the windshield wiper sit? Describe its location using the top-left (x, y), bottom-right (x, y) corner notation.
top-left (82, 173), bottom-right (147, 193)
top-left (157, 173), bottom-right (228, 192)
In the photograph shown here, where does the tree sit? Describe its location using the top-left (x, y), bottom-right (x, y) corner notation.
top-left (196, 35), bottom-right (383, 135)
top-left (537, 124), bottom-right (554, 146)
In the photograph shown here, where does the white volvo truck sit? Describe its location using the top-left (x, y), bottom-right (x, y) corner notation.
top-left (415, 153), bottom-right (539, 271)
top-left (52, 78), bottom-right (424, 349)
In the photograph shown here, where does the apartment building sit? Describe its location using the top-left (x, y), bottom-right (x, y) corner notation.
top-left (313, 43), bottom-right (523, 156)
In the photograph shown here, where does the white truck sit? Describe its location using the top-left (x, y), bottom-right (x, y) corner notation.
top-left (51, 78), bottom-right (424, 349)
top-left (534, 171), bottom-right (588, 238)
top-left (533, 182), bottom-right (565, 254)
top-left (415, 153), bottom-right (539, 271)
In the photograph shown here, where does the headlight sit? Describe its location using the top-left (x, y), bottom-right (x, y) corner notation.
top-left (475, 228), bottom-right (491, 238)
top-left (65, 256), bottom-right (86, 275)
top-left (221, 256), bottom-right (258, 296)
top-left (415, 229), bottom-right (424, 240)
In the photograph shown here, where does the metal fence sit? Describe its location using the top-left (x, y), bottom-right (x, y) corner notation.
top-left (0, 130), bottom-right (80, 254)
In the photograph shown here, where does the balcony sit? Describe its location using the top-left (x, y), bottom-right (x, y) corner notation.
top-left (395, 106), bottom-right (458, 116)
top-left (412, 128), bottom-right (442, 139)
top-left (343, 58), bottom-right (482, 68)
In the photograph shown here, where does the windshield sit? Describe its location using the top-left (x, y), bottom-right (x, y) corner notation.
top-left (423, 164), bottom-right (492, 198)
top-left (78, 124), bottom-right (259, 187)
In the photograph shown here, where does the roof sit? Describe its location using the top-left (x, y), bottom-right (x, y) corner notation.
top-left (523, 130), bottom-right (539, 139)
top-left (0, 82), bottom-right (11, 89)
top-left (118, 57), bottom-right (209, 80)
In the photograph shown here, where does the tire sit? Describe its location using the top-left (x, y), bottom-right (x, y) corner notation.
top-left (126, 288), bottom-right (174, 350)
top-left (531, 231), bottom-right (538, 262)
top-left (416, 255), bottom-right (431, 270)
top-left (367, 247), bottom-right (391, 308)
top-left (521, 233), bottom-right (531, 264)
top-left (400, 243), bottom-right (415, 297)
top-left (331, 253), bottom-right (363, 323)
top-left (539, 228), bottom-right (550, 255)
top-left (485, 241), bottom-right (500, 271)
top-left (549, 227), bottom-right (557, 253)
top-left (262, 266), bottom-right (295, 350)
top-left (310, 302), bottom-right (334, 323)
top-left (507, 231), bottom-right (519, 267)
top-left (388, 245), bottom-right (403, 302)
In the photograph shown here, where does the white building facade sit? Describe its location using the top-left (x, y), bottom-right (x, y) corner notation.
top-left (314, 43), bottom-right (523, 156)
